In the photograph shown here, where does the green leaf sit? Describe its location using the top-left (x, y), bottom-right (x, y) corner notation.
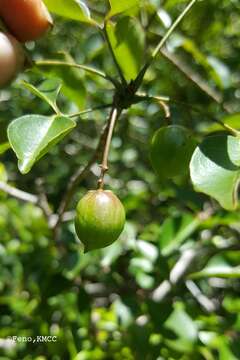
top-left (218, 342), bottom-right (239, 360)
top-left (190, 256), bottom-right (240, 279)
top-left (36, 52), bottom-right (86, 109)
top-left (108, 0), bottom-right (140, 18)
top-left (21, 79), bottom-right (62, 113)
top-left (43, 0), bottom-right (96, 25)
top-left (106, 17), bottom-right (145, 82)
top-left (8, 115), bottom-right (76, 174)
top-left (190, 135), bottom-right (240, 210)
top-left (165, 303), bottom-right (198, 352)
top-left (159, 214), bottom-right (200, 256)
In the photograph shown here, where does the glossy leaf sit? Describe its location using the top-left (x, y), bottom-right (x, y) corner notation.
top-left (106, 17), bottom-right (145, 82)
top-left (108, 0), bottom-right (140, 17)
top-left (43, 0), bottom-right (95, 25)
top-left (21, 79), bottom-right (62, 113)
top-left (190, 135), bottom-right (240, 210)
top-left (8, 115), bottom-right (76, 174)
top-left (36, 52), bottom-right (86, 109)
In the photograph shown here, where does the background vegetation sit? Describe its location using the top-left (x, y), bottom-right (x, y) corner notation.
top-left (1, 0), bottom-right (240, 359)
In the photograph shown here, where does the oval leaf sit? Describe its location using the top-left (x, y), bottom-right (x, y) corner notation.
top-left (106, 17), bottom-right (145, 82)
top-left (36, 52), bottom-right (86, 109)
top-left (44, 0), bottom-right (95, 25)
top-left (108, 0), bottom-right (140, 18)
top-left (190, 135), bottom-right (240, 210)
top-left (8, 115), bottom-right (76, 174)
top-left (21, 79), bottom-right (62, 113)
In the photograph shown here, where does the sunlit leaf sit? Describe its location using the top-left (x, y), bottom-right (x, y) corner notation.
top-left (8, 115), bottom-right (76, 174)
top-left (44, 0), bottom-right (96, 25)
top-left (21, 79), bottom-right (62, 113)
top-left (36, 52), bottom-right (87, 109)
top-left (108, 0), bottom-right (140, 18)
top-left (190, 135), bottom-right (240, 210)
top-left (106, 17), bottom-right (145, 81)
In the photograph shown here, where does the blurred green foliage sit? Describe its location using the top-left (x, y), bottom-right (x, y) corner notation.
top-left (1, 0), bottom-right (240, 359)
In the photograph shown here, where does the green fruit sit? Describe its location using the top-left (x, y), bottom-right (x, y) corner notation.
top-left (75, 190), bottom-right (125, 252)
top-left (150, 125), bottom-right (196, 179)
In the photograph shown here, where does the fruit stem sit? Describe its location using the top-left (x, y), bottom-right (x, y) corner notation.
top-left (98, 107), bottom-right (120, 189)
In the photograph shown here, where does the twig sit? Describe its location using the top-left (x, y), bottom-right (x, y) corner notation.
top-left (159, 100), bottom-right (171, 119)
top-left (151, 247), bottom-right (198, 302)
top-left (35, 178), bottom-right (53, 218)
top-left (0, 181), bottom-right (52, 222)
top-left (98, 107), bottom-right (120, 189)
top-left (152, 0), bottom-right (198, 59)
top-left (35, 60), bottom-right (118, 87)
top-left (135, 93), bottom-right (238, 135)
top-left (0, 181), bottom-right (38, 204)
top-left (133, 0), bottom-right (198, 90)
top-left (150, 207), bottom-right (219, 304)
top-left (159, 47), bottom-right (231, 113)
top-left (48, 211), bottom-right (75, 228)
top-left (185, 280), bottom-right (217, 313)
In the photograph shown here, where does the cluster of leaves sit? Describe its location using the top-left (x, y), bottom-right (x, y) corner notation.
top-left (1, 0), bottom-right (240, 359)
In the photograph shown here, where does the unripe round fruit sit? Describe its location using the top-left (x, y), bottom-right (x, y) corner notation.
top-left (0, 32), bottom-right (25, 88)
top-left (0, 0), bottom-right (53, 42)
top-left (75, 190), bottom-right (126, 252)
top-left (150, 125), bottom-right (196, 179)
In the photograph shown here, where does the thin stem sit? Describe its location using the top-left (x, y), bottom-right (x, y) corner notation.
top-left (168, 99), bottom-right (239, 136)
top-left (185, 280), bottom-right (216, 313)
top-left (98, 107), bottom-right (120, 189)
top-left (103, 24), bottom-right (128, 87)
top-left (69, 104), bottom-right (112, 118)
top-left (222, 124), bottom-right (240, 137)
top-left (159, 47), bottom-right (231, 113)
top-left (159, 100), bottom-right (171, 119)
top-left (0, 181), bottom-right (38, 204)
top-left (135, 93), bottom-right (171, 118)
top-left (136, 93), bottom-right (239, 136)
top-left (133, 0), bottom-right (198, 90)
top-left (151, 0), bottom-right (198, 59)
top-left (0, 181), bottom-right (53, 223)
top-left (35, 60), bottom-right (118, 87)
top-left (151, 248), bottom-right (198, 302)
